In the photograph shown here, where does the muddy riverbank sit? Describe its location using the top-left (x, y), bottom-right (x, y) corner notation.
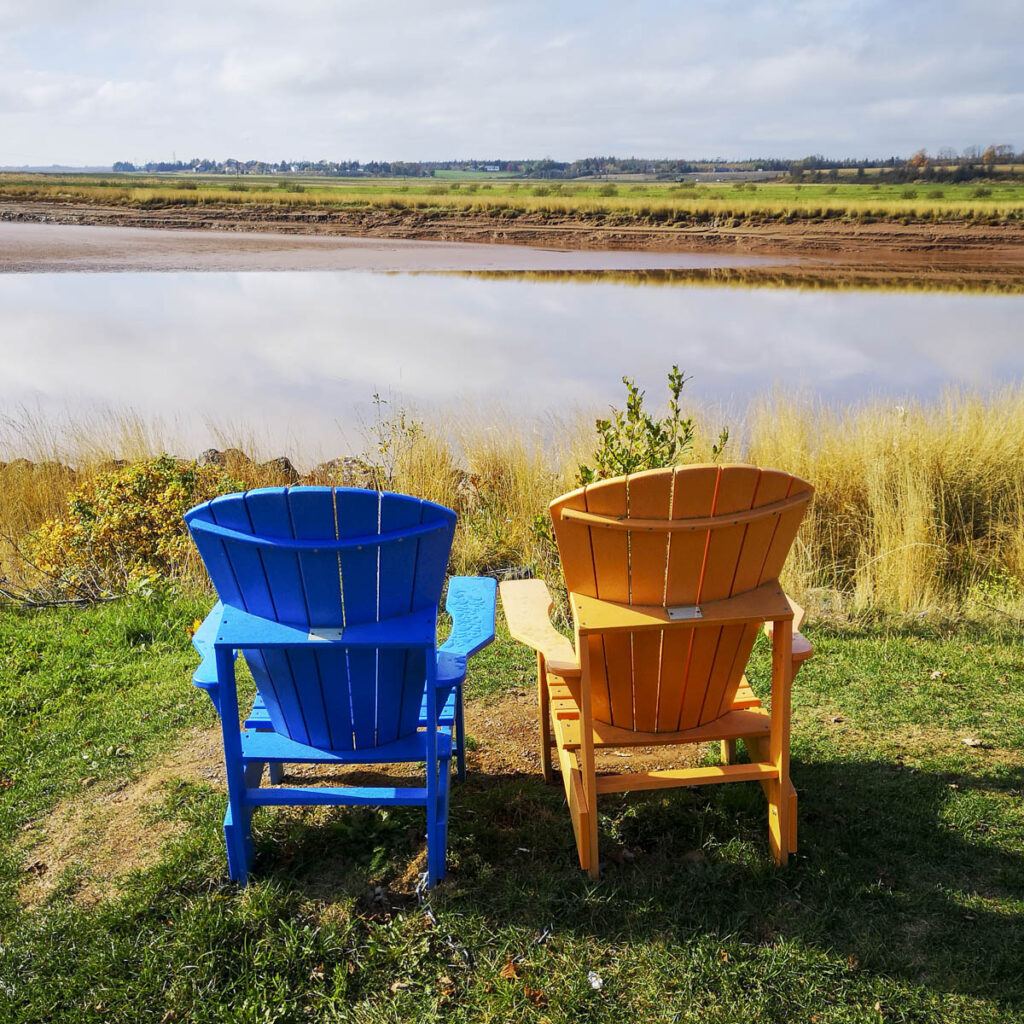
top-left (3, 199), bottom-right (1022, 286)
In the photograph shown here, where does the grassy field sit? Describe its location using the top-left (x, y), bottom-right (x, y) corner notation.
top-left (2, 172), bottom-right (1023, 224)
top-left (0, 592), bottom-right (1022, 1022)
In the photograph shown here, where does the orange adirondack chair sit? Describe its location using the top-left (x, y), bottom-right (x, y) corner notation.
top-left (499, 464), bottom-right (814, 877)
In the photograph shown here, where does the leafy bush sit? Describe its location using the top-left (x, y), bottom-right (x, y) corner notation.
top-left (577, 366), bottom-right (729, 484)
top-left (26, 455), bottom-right (241, 599)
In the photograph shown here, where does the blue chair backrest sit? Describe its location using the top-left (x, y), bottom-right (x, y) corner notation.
top-left (185, 487), bottom-right (456, 750)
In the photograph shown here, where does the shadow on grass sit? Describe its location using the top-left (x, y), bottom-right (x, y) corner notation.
top-left (264, 755), bottom-right (1024, 1005)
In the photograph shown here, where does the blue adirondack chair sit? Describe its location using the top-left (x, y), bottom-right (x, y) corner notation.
top-left (185, 486), bottom-right (496, 887)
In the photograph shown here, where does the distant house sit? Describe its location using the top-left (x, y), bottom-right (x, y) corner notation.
top-left (484, 165), bottom-right (499, 172)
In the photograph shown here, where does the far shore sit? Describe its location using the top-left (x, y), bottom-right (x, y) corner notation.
top-left (3, 199), bottom-right (1023, 286)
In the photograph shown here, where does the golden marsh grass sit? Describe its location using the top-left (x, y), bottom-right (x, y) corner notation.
top-left (3, 173), bottom-right (1022, 224)
top-left (4, 391), bottom-right (1024, 617)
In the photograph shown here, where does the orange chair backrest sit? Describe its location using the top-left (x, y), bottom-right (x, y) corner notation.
top-left (550, 465), bottom-right (813, 732)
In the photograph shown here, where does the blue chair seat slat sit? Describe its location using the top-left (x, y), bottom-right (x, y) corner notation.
top-left (248, 786), bottom-right (430, 808)
top-left (440, 577), bottom-right (498, 658)
top-left (241, 726), bottom-right (452, 764)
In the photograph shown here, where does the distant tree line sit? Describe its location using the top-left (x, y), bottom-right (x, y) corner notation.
top-left (110, 146), bottom-right (1022, 181)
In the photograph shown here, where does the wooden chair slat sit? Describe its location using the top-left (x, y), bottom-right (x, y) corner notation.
top-left (586, 477), bottom-right (630, 604)
top-left (665, 465), bottom-right (719, 606)
top-left (626, 471), bottom-right (672, 730)
top-left (730, 471), bottom-right (795, 595)
top-left (655, 628), bottom-right (692, 730)
top-left (700, 622), bottom-right (760, 725)
top-left (696, 465), bottom-right (762, 602)
top-left (677, 627), bottom-right (720, 730)
top-left (631, 630), bottom-right (662, 732)
top-left (603, 632), bottom-right (634, 729)
top-left (586, 635), bottom-right (613, 725)
top-left (551, 487), bottom-right (598, 598)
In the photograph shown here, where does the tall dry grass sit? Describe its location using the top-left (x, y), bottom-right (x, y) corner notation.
top-left (4, 391), bottom-right (1024, 617)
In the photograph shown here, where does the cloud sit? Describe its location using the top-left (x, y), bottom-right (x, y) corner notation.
top-left (0, 0), bottom-right (1020, 163)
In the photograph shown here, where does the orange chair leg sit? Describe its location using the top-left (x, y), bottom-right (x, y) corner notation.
top-left (537, 654), bottom-right (553, 784)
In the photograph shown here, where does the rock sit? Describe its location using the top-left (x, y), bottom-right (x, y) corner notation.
top-left (198, 447), bottom-right (252, 470)
top-left (258, 457), bottom-right (300, 484)
top-left (306, 457), bottom-right (376, 488)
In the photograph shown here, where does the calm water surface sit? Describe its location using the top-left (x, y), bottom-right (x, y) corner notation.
top-left (1, 270), bottom-right (1021, 456)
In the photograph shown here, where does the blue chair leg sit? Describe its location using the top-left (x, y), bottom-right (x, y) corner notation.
top-left (268, 762), bottom-right (284, 784)
top-left (437, 756), bottom-right (452, 882)
top-left (223, 804), bottom-right (251, 883)
top-left (455, 686), bottom-right (467, 783)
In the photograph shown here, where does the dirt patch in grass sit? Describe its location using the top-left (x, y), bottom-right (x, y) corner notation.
top-left (17, 726), bottom-right (224, 908)
top-left (15, 689), bottom-right (776, 906)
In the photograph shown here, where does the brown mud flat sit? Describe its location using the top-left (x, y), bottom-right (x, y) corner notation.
top-left (3, 199), bottom-right (1023, 287)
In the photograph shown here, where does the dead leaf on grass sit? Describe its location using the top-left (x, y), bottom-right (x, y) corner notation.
top-left (524, 986), bottom-right (547, 1007)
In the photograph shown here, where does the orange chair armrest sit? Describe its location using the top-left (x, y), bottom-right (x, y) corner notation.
top-left (499, 578), bottom-right (579, 672)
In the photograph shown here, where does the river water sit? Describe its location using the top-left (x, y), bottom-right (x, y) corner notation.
top-left (1, 225), bottom-right (1021, 459)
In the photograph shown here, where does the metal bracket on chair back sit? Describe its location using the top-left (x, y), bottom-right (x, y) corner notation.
top-left (666, 604), bottom-right (702, 621)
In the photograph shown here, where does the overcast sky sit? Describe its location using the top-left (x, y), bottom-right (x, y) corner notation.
top-left (1, 0), bottom-right (1020, 166)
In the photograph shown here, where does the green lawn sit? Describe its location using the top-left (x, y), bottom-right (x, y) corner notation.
top-left (1, 595), bottom-right (1022, 1022)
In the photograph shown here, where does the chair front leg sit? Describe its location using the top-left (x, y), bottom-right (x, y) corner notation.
top-left (767, 618), bottom-right (794, 866)
top-left (215, 646), bottom-right (253, 883)
top-left (537, 653), bottom-right (553, 783)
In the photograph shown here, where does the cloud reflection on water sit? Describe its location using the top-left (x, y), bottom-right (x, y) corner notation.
top-left (1, 270), bottom-right (1021, 457)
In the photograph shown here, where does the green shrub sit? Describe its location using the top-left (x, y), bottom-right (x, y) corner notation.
top-left (577, 366), bottom-right (728, 484)
top-left (27, 456), bottom-right (241, 599)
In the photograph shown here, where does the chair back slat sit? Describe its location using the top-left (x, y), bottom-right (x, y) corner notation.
top-left (284, 488), bottom-right (348, 747)
top-left (335, 489), bottom-right (383, 626)
top-left (665, 465), bottom-right (720, 605)
top-left (550, 487), bottom-right (598, 598)
top-left (625, 471), bottom-right (673, 731)
top-left (408, 495), bottom-right (459, 612)
top-left (378, 493), bottom-right (429, 619)
top-left (187, 487), bottom-right (457, 751)
top-left (286, 488), bottom-right (344, 626)
top-left (551, 465), bottom-right (812, 733)
top-left (243, 488), bottom-right (332, 746)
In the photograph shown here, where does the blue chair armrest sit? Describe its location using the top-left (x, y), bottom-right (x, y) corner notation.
top-left (191, 601), bottom-right (225, 690)
top-left (439, 576), bottom-right (497, 658)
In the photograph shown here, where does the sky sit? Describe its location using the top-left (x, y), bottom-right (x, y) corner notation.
top-left (0, 0), bottom-right (1020, 166)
